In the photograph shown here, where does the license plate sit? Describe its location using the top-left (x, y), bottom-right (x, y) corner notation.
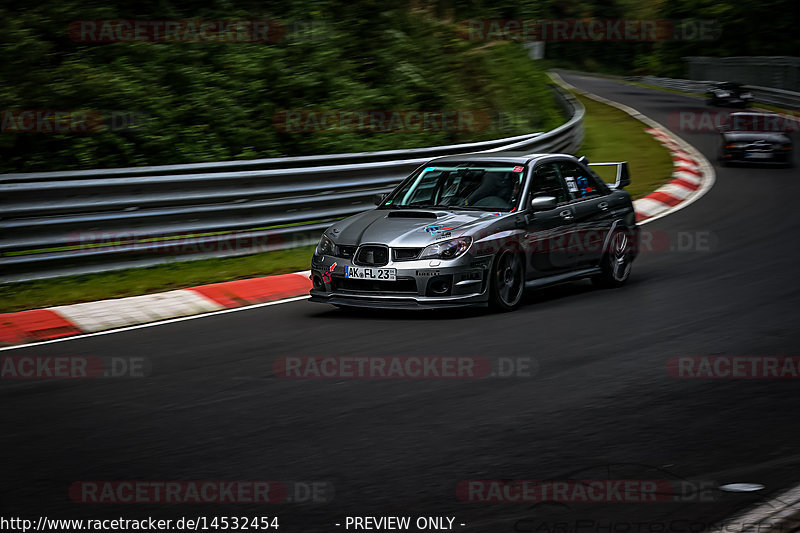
top-left (345, 266), bottom-right (396, 280)
top-left (745, 152), bottom-right (772, 159)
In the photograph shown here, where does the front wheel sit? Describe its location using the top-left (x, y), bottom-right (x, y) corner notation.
top-left (592, 230), bottom-right (634, 289)
top-left (489, 250), bottom-right (524, 311)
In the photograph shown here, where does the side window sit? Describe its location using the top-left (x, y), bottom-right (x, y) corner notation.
top-left (557, 161), bottom-right (606, 200)
top-left (531, 162), bottom-right (570, 204)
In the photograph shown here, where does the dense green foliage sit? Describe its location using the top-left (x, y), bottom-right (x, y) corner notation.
top-left (3, 0), bottom-right (793, 172)
top-left (0, 1), bottom-right (563, 172)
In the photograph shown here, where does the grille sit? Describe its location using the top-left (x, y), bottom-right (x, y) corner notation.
top-left (354, 245), bottom-right (389, 266)
top-left (747, 141), bottom-right (774, 152)
top-left (393, 248), bottom-right (423, 261)
top-left (337, 245), bottom-right (357, 259)
top-left (332, 277), bottom-right (418, 294)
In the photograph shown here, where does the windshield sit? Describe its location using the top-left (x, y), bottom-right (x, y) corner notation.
top-left (725, 113), bottom-right (788, 133)
top-left (383, 163), bottom-right (526, 211)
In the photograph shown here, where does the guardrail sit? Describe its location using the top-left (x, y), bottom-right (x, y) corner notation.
top-left (634, 76), bottom-right (800, 109)
top-left (0, 85), bottom-right (585, 283)
top-left (553, 69), bottom-right (800, 110)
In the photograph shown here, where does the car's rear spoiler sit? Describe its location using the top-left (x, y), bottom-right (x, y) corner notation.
top-left (579, 156), bottom-right (631, 189)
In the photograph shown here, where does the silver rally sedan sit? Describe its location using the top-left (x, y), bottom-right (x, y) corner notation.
top-left (309, 152), bottom-right (640, 311)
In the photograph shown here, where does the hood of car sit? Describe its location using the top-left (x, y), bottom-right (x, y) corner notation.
top-left (723, 132), bottom-right (791, 144)
top-left (327, 208), bottom-right (508, 247)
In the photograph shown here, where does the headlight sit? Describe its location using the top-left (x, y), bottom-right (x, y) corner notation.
top-left (315, 234), bottom-right (335, 256)
top-left (419, 237), bottom-right (472, 260)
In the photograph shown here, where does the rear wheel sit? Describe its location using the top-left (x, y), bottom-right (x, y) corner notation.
top-left (592, 230), bottom-right (634, 289)
top-left (489, 250), bottom-right (524, 311)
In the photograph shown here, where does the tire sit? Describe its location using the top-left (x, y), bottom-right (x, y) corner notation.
top-left (489, 249), bottom-right (525, 311)
top-left (592, 230), bottom-right (634, 289)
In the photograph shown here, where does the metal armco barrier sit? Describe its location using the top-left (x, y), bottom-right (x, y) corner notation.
top-left (552, 69), bottom-right (800, 110)
top-left (636, 75), bottom-right (800, 109)
top-left (0, 86), bottom-right (585, 283)
top-left (685, 56), bottom-right (800, 92)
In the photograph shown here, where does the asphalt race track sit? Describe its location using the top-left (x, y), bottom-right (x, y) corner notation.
top-left (2, 73), bottom-right (799, 532)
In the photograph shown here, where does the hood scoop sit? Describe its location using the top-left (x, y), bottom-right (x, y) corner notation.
top-left (386, 211), bottom-right (438, 219)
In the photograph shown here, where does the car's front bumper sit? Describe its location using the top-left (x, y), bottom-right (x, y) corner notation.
top-left (308, 292), bottom-right (489, 310)
top-left (720, 149), bottom-right (792, 165)
top-left (713, 97), bottom-right (752, 107)
top-left (308, 253), bottom-right (493, 309)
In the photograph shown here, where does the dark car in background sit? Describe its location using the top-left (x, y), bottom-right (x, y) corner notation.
top-left (718, 111), bottom-right (794, 166)
top-left (706, 82), bottom-right (754, 108)
top-left (309, 152), bottom-right (639, 311)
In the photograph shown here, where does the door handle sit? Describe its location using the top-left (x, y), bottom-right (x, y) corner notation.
top-left (559, 210), bottom-right (574, 220)
top-left (598, 201), bottom-right (609, 211)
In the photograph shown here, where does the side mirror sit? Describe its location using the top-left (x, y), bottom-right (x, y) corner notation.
top-left (372, 193), bottom-right (387, 205)
top-left (530, 195), bottom-right (557, 211)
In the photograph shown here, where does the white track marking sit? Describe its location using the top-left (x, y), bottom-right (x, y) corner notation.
top-left (672, 171), bottom-right (703, 185)
top-left (656, 182), bottom-right (695, 200)
top-left (52, 290), bottom-right (224, 333)
top-left (0, 296), bottom-right (310, 352)
top-left (632, 197), bottom-right (672, 218)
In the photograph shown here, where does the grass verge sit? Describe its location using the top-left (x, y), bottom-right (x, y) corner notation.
top-left (0, 246), bottom-right (315, 314)
top-left (571, 91), bottom-right (674, 200)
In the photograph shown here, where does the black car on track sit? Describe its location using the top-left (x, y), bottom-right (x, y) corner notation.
top-left (718, 111), bottom-right (794, 167)
top-left (706, 82), bottom-right (754, 108)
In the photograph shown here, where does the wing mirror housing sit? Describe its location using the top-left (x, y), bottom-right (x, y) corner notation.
top-left (372, 193), bottom-right (388, 205)
top-left (530, 195), bottom-right (557, 211)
